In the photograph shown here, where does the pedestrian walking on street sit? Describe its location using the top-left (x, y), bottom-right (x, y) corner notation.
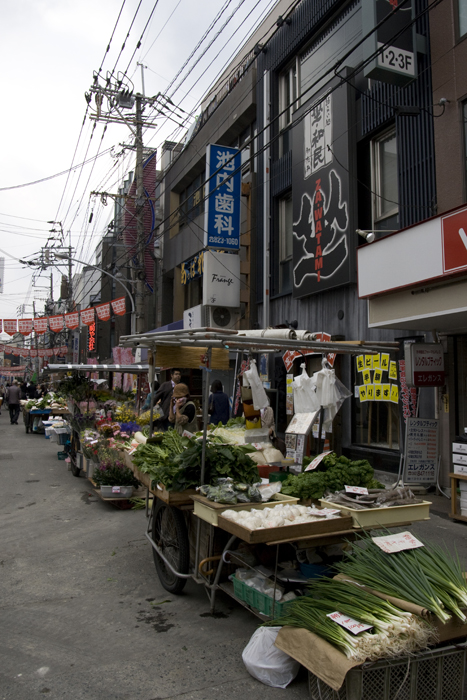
top-left (7, 380), bottom-right (21, 424)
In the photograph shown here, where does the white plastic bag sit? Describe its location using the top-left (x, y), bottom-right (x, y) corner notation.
top-left (242, 627), bottom-right (300, 688)
top-left (244, 359), bottom-right (269, 410)
top-left (292, 364), bottom-right (320, 413)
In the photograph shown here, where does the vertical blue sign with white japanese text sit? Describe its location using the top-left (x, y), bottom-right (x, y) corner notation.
top-left (204, 144), bottom-right (241, 250)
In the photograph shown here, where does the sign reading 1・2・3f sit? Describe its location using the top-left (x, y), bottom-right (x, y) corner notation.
top-left (204, 144), bottom-right (241, 251)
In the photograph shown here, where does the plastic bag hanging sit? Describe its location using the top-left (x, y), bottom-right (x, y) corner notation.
top-left (244, 359), bottom-right (269, 410)
top-left (292, 363), bottom-right (320, 413)
top-left (314, 357), bottom-right (351, 431)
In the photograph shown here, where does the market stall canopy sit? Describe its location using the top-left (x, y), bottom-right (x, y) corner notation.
top-left (47, 364), bottom-right (151, 373)
top-left (118, 327), bottom-right (399, 356)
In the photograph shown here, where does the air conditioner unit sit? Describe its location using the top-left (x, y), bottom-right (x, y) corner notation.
top-left (203, 305), bottom-right (240, 330)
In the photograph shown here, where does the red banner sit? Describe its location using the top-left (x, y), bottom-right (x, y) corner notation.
top-left (65, 312), bottom-right (79, 330)
top-left (3, 320), bottom-right (17, 336)
top-left (38, 349), bottom-right (46, 358)
top-left (49, 315), bottom-right (65, 332)
top-left (0, 321), bottom-right (2, 333)
top-left (61, 345), bottom-right (68, 354)
top-left (95, 302), bottom-right (111, 321)
top-left (20, 348), bottom-right (29, 357)
top-left (11, 348), bottom-right (20, 356)
top-left (0, 344), bottom-right (4, 351)
top-left (111, 296), bottom-right (126, 316)
top-left (30, 349), bottom-right (38, 358)
top-left (80, 307), bottom-right (95, 326)
top-left (18, 319), bottom-right (33, 336)
top-left (34, 317), bottom-right (48, 335)
top-left (45, 348), bottom-right (54, 357)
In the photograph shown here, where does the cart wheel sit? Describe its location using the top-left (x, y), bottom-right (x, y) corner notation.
top-left (152, 500), bottom-right (189, 594)
top-left (70, 452), bottom-right (81, 478)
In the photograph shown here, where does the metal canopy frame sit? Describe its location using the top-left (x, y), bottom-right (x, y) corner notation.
top-left (119, 327), bottom-right (399, 355)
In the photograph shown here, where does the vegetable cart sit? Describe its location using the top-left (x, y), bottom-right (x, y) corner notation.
top-left (118, 327), bottom-right (402, 613)
top-left (23, 407), bottom-right (52, 433)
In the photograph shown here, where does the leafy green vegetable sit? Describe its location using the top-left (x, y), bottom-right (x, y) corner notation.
top-left (281, 453), bottom-right (383, 500)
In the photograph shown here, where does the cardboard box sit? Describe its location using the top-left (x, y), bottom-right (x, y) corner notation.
top-left (454, 464), bottom-right (467, 476)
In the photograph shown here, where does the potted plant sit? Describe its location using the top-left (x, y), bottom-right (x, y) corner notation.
top-left (92, 458), bottom-right (140, 498)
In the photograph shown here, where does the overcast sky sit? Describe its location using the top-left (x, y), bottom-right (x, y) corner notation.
top-left (0, 0), bottom-right (278, 335)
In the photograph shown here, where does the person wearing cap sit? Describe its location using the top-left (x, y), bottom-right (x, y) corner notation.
top-left (168, 383), bottom-right (198, 435)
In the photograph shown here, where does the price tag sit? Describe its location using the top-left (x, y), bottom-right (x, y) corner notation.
top-left (327, 611), bottom-right (373, 635)
top-left (345, 485), bottom-right (369, 495)
top-left (182, 430), bottom-right (194, 438)
top-left (112, 486), bottom-right (121, 494)
top-left (372, 531), bottom-right (424, 554)
top-left (305, 450), bottom-right (332, 471)
top-left (128, 448), bottom-right (136, 455)
top-left (252, 443), bottom-right (263, 450)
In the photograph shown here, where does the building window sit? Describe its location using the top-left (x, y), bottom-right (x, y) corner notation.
top-left (353, 353), bottom-right (400, 450)
top-left (278, 62), bottom-right (298, 157)
top-left (459, 0), bottom-right (467, 37)
top-left (279, 195), bottom-right (293, 293)
top-left (372, 129), bottom-right (399, 232)
top-left (179, 171), bottom-right (205, 229)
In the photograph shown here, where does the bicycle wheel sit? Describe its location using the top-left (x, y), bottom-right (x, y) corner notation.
top-left (152, 499), bottom-right (189, 594)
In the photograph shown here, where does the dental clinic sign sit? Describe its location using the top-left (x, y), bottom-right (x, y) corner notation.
top-left (204, 144), bottom-right (241, 251)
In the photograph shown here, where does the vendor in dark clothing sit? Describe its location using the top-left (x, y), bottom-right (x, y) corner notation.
top-left (153, 369), bottom-right (181, 430)
top-left (208, 379), bottom-right (230, 425)
top-left (168, 383), bottom-right (198, 435)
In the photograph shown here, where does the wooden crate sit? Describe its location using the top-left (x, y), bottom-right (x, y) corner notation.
top-left (123, 450), bottom-right (196, 505)
top-left (217, 513), bottom-right (354, 544)
top-left (191, 492), bottom-right (299, 526)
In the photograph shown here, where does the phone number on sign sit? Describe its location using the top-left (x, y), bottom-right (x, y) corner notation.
top-left (208, 236), bottom-right (239, 246)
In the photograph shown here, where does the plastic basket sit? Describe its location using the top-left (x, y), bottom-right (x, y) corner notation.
top-left (57, 451), bottom-right (67, 460)
top-left (308, 641), bottom-right (467, 700)
top-left (232, 577), bottom-right (295, 617)
top-left (58, 433), bottom-right (70, 446)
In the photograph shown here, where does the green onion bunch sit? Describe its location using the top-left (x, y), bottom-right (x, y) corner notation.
top-left (335, 533), bottom-right (467, 624)
top-left (269, 579), bottom-right (433, 661)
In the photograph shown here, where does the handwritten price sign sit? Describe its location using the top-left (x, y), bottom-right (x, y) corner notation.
top-left (372, 531), bottom-right (424, 554)
top-left (314, 508), bottom-right (341, 517)
top-left (305, 450), bottom-right (332, 471)
top-left (344, 485), bottom-right (369, 495)
top-left (327, 611), bottom-right (373, 635)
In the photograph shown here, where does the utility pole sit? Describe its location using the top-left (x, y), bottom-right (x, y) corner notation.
top-left (85, 74), bottom-right (175, 336)
top-left (135, 94), bottom-right (146, 335)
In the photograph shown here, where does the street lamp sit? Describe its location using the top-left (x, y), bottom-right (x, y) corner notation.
top-left (54, 254), bottom-right (136, 334)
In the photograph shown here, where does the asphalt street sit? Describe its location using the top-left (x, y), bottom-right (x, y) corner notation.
top-left (1, 417), bottom-right (467, 699)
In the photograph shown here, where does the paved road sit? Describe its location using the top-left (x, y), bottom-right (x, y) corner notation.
top-left (1, 419), bottom-right (467, 699)
top-left (0, 421), bottom-right (309, 699)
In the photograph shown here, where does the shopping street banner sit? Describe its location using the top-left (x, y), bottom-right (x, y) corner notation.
top-left (49, 315), bottom-right (65, 332)
top-left (95, 302), bottom-right (111, 321)
top-left (80, 307), bottom-right (95, 326)
top-left (111, 296), bottom-right (126, 316)
top-left (18, 319), bottom-right (33, 336)
top-left (34, 317), bottom-right (48, 335)
top-left (4, 320), bottom-right (17, 336)
top-left (65, 312), bottom-right (80, 330)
